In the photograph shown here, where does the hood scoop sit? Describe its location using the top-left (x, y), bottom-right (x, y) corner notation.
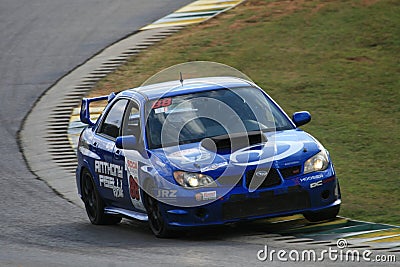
top-left (201, 131), bottom-right (267, 154)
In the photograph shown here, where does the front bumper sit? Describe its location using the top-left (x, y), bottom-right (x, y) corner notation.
top-left (158, 174), bottom-right (341, 228)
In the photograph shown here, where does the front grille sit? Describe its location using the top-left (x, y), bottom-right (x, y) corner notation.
top-left (222, 188), bottom-right (310, 220)
top-left (245, 168), bottom-right (281, 189)
top-left (279, 165), bottom-right (302, 179)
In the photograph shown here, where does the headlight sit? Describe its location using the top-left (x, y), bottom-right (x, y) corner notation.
top-left (173, 171), bottom-right (214, 188)
top-left (304, 150), bottom-right (329, 174)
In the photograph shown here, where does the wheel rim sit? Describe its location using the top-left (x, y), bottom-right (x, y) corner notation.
top-left (145, 193), bottom-right (163, 233)
top-left (82, 173), bottom-right (97, 220)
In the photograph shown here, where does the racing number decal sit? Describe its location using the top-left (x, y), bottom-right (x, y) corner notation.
top-left (129, 175), bottom-right (140, 200)
top-left (152, 98), bottom-right (172, 109)
top-left (125, 159), bottom-right (146, 211)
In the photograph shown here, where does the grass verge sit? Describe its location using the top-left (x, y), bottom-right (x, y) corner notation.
top-left (90, 0), bottom-right (400, 225)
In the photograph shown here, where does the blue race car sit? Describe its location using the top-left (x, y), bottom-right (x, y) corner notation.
top-left (76, 76), bottom-right (341, 237)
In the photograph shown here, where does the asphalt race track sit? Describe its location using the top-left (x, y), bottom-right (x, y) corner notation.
top-left (0, 1), bottom-right (397, 266)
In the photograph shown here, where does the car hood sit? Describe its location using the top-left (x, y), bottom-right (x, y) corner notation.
top-left (149, 129), bottom-right (321, 173)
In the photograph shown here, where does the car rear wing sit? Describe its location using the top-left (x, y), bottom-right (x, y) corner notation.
top-left (80, 92), bottom-right (116, 126)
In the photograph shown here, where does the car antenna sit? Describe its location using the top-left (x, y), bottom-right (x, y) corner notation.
top-left (179, 71), bottom-right (183, 86)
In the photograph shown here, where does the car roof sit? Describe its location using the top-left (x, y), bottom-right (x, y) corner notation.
top-left (123, 76), bottom-right (255, 100)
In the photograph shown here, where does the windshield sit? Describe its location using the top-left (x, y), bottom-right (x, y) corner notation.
top-left (145, 86), bottom-right (294, 149)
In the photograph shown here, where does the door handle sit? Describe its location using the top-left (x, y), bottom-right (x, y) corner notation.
top-left (91, 141), bottom-right (99, 151)
top-left (114, 149), bottom-right (122, 159)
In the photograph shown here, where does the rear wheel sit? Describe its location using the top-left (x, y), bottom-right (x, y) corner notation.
top-left (303, 205), bottom-right (340, 222)
top-left (81, 169), bottom-right (122, 225)
top-left (142, 182), bottom-right (174, 238)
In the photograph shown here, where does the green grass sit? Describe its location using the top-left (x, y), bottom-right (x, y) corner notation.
top-left (92, 0), bottom-right (400, 225)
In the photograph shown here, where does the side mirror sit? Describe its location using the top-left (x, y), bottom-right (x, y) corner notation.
top-left (292, 111), bottom-right (311, 127)
top-left (116, 135), bottom-right (137, 150)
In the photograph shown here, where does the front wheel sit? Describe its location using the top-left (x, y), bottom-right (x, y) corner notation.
top-left (303, 205), bottom-right (340, 222)
top-left (81, 169), bottom-right (122, 225)
top-left (142, 183), bottom-right (174, 238)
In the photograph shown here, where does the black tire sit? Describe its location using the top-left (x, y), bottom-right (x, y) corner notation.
top-left (142, 182), bottom-right (173, 238)
top-left (303, 205), bottom-right (340, 222)
top-left (81, 169), bottom-right (122, 225)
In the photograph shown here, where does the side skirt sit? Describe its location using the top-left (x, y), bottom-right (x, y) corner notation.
top-left (104, 207), bottom-right (148, 221)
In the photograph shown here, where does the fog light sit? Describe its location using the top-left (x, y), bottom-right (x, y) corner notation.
top-left (195, 208), bottom-right (208, 219)
top-left (321, 190), bottom-right (330, 200)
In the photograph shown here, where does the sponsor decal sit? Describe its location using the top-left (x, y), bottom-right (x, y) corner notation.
top-left (156, 189), bottom-right (177, 200)
top-left (95, 160), bottom-right (124, 198)
top-left (152, 98), bottom-right (172, 114)
top-left (126, 159), bottom-right (138, 175)
top-left (230, 141), bottom-right (304, 166)
top-left (299, 174), bottom-right (324, 183)
top-left (95, 161), bottom-right (123, 178)
top-left (125, 159), bottom-right (145, 211)
top-left (99, 175), bottom-right (124, 198)
top-left (129, 175), bottom-right (140, 200)
top-left (310, 180), bottom-right (323, 189)
top-left (309, 176), bottom-right (336, 189)
top-left (195, 191), bottom-right (217, 201)
top-left (154, 107), bottom-right (169, 114)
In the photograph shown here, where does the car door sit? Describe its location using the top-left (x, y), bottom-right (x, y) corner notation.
top-left (112, 100), bottom-right (147, 212)
top-left (93, 98), bottom-right (128, 204)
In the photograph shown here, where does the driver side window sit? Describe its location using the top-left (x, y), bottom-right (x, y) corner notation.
top-left (122, 101), bottom-right (140, 138)
top-left (98, 99), bottom-right (128, 139)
